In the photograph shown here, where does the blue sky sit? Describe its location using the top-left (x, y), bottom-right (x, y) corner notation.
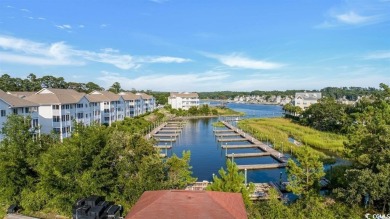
top-left (0, 0), bottom-right (389, 91)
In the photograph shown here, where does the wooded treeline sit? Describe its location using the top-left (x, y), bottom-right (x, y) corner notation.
top-left (0, 114), bottom-right (196, 217)
top-left (282, 83), bottom-right (390, 214)
top-left (1, 74), bottom-right (378, 105)
top-left (198, 87), bottom-right (377, 100)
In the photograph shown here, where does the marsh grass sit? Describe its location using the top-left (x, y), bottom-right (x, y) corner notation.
top-left (238, 118), bottom-right (347, 163)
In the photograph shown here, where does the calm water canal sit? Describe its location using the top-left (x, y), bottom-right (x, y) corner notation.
top-left (159, 103), bottom-right (290, 184)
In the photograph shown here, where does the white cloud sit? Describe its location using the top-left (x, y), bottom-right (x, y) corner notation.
top-left (203, 52), bottom-right (284, 70)
top-left (139, 56), bottom-right (192, 63)
top-left (0, 35), bottom-right (191, 69)
top-left (78, 24), bottom-right (85, 28)
top-left (37, 17), bottom-right (46, 20)
top-left (56, 24), bottom-right (72, 29)
top-left (317, 0), bottom-right (390, 29)
top-left (100, 24), bottom-right (108, 28)
top-left (365, 51), bottom-right (390, 60)
top-left (335, 11), bottom-right (375, 24)
top-left (20, 8), bottom-right (30, 12)
top-left (98, 71), bottom-right (229, 91)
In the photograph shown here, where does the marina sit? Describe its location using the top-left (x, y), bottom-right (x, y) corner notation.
top-left (146, 103), bottom-right (290, 200)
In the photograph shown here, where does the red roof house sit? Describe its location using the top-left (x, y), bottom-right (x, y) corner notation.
top-left (125, 190), bottom-right (248, 219)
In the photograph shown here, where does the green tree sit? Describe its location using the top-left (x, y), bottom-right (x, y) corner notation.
top-left (165, 151), bottom-right (197, 189)
top-left (286, 146), bottom-right (325, 196)
top-left (0, 115), bottom-right (48, 204)
top-left (207, 159), bottom-right (254, 207)
top-left (108, 82), bottom-right (122, 93)
top-left (188, 106), bottom-right (198, 115)
top-left (301, 97), bottom-right (348, 133)
top-left (86, 82), bottom-right (104, 93)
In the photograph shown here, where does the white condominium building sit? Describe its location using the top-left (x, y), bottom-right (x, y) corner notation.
top-left (24, 88), bottom-right (92, 141)
top-left (0, 88), bottom-right (156, 141)
top-left (0, 90), bottom-right (39, 139)
top-left (294, 92), bottom-right (322, 110)
top-left (87, 91), bottom-right (125, 126)
top-left (168, 92), bottom-right (199, 110)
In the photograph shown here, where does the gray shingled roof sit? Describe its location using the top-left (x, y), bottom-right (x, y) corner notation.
top-left (24, 88), bottom-right (85, 105)
top-left (295, 92), bottom-right (322, 101)
top-left (0, 90), bottom-right (38, 107)
top-left (87, 90), bottom-right (121, 102)
top-left (170, 92), bottom-right (198, 98)
top-left (136, 92), bottom-right (153, 100)
top-left (119, 92), bottom-right (139, 101)
top-left (7, 91), bottom-right (36, 98)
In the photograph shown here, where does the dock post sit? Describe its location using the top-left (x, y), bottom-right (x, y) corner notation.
top-left (232, 153), bottom-right (235, 163)
top-left (245, 168), bottom-right (247, 185)
top-left (165, 147), bottom-right (167, 156)
top-left (279, 172), bottom-right (282, 186)
top-left (225, 146), bottom-right (227, 156)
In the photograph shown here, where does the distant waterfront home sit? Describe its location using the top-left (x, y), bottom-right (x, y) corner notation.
top-left (168, 92), bottom-right (199, 110)
top-left (294, 92), bottom-right (322, 110)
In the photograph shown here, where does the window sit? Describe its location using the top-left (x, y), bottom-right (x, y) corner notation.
top-left (53, 116), bottom-right (60, 122)
top-left (25, 107), bottom-right (29, 113)
top-left (1, 110), bottom-right (6, 117)
top-left (77, 104), bottom-right (83, 108)
top-left (104, 109), bottom-right (109, 113)
top-left (52, 105), bottom-right (59, 110)
top-left (32, 119), bottom-right (38, 127)
top-left (77, 113), bottom-right (83, 119)
top-left (13, 108), bottom-right (18, 114)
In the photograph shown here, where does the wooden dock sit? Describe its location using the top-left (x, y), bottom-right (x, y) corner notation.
top-left (221, 121), bottom-right (287, 163)
top-left (215, 133), bottom-right (241, 137)
top-left (154, 145), bottom-right (173, 149)
top-left (158, 129), bottom-right (182, 133)
top-left (153, 133), bottom-right (180, 137)
top-left (213, 129), bottom-right (235, 133)
top-left (218, 138), bottom-right (248, 142)
top-left (168, 121), bottom-right (186, 124)
top-left (160, 127), bottom-right (182, 130)
top-left (221, 144), bottom-right (263, 149)
top-left (226, 152), bottom-right (271, 158)
top-left (165, 124), bottom-right (184, 127)
top-left (155, 138), bottom-right (176, 142)
top-left (237, 163), bottom-right (287, 170)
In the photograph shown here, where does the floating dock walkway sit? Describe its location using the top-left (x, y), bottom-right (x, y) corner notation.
top-left (221, 144), bottom-right (263, 149)
top-left (226, 152), bottom-right (271, 158)
top-left (217, 138), bottom-right (248, 142)
top-left (213, 121), bottom-right (287, 170)
top-left (145, 119), bottom-right (188, 158)
top-left (237, 163), bottom-right (287, 170)
top-left (215, 133), bottom-right (241, 137)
